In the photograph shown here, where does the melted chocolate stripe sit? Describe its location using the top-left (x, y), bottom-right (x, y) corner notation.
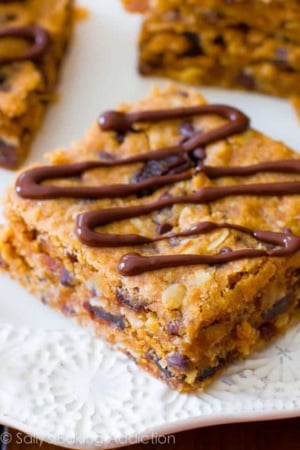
top-left (117, 248), bottom-right (279, 276)
top-left (118, 225), bottom-right (300, 276)
top-left (16, 104), bottom-right (249, 199)
top-left (0, 25), bottom-right (50, 66)
top-left (200, 160), bottom-right (300, 178)
top-left (76, 182), bottom-right (300, 247)
top-left (99, 104), bottom-right (249, 133)
top-left (16, 162), bottom-right (192, 200)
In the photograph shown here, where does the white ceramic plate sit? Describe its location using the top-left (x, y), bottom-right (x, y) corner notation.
top-left (0, 1), bottom-right (300, 448)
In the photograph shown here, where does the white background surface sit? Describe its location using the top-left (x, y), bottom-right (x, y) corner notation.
top-left (0, 1), bottom-right (299, 447)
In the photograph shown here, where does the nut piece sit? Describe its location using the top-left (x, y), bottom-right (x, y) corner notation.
top-left (162, 283), bottom-right (186, 309)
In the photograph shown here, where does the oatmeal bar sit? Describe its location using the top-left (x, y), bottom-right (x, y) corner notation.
top-left (0, 0), bottom-right (74, 169)
top-left (1, 85), bottom-right (300, 391)
top-left (123, 0), bottom-right (300, 97)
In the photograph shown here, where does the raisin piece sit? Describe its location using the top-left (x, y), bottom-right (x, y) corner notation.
top-left (196, 359), bottom-right (225, 382)
top-left (262, 293), bottom-right (294, 321)
top-left (179, 121), bottom-right (195, 138)
top-left (166, 352), bottom-right (191, 371)
top-left (132, 155), bottom-right (193, 197)
top-left (191, 147), bottom-right (206, 164)
top-left (166, 321), bottom-right (181, 336)
top-left (84, 302), bottom-right (126, 330)
top-left (60, 268), bottom-right (74, 287)
top-left (274, 47), bottom-right (290, 69)
top-left (181, 32), bottom-right (203, 57)
top-left (156, 222), bottom-right (173, 235)
top-left (146, 351), bottom-right (173, 378)
top-left (116, 286), bottom-right (148, 312)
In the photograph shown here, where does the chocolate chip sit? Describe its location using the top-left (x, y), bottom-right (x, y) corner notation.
top-left (232, 23), bottom-right (250, 33)
top-left (235, 70), bottom-right (256, 90)
top-left (166, 352), bottom-right (191, 371)
top-left (84, 301), bottom-right (126, 330)
top-left (60, 268), bottom-right (74, 287)
top-left (116, 286), bottom-right (148, 312)
top-left (146, 351), bottom-right (173, 378)
top-left (181, 32), bottom-right (203, 57)
top-left (196, 359), bottom-right (224, 382)
top-left (179, 121), bottom-right (195, 138)
top-left (262, 293), bottom-right (294, 321)
top-left (114, 131), bottom-right (126, 144)
top-left (191, 147), bottom-right (206, 164)
top-left (0, 138), bottom-right (18, 169)
top-left (132, 155), bottom-right (193, 197)
top-left (259, 322), bottom-right (277, 340)
top-left (166, 321), bottom-right (181, 335)
top-left (213, 35), bottom-right (226, 46)
top-left (156, 222), bottom-right (173, 235)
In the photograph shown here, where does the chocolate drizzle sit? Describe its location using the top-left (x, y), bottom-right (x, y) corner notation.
top-left (15, 103), bottom-right (300, 276)
top-left (0, 25), bottom-right (50, 66)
